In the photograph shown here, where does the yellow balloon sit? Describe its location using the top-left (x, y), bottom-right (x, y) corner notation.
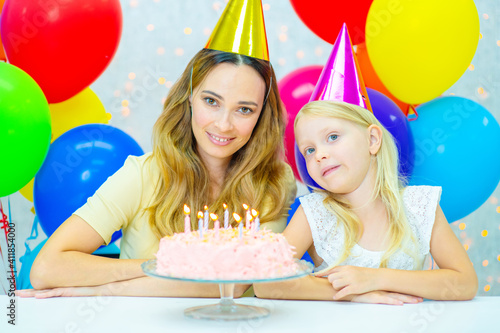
top-left (18, 88), bottom-right (111, 202)
top-left (49, 88), bottom-right (111, 142)
top-left (365, 0), bottom-right (479, 104)
top-left (19, 178), bottom-right (34, 202)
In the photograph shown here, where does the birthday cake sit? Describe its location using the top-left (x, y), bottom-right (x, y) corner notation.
top-left (155, 227), bottom-right (299, 280)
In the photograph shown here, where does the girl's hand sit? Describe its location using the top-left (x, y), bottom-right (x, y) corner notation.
top-left (324, 265), bottom-right (378, 299)
top-left (15, 286), bottom-right (111, 299)
top-left (351, 291), bottom-right (423, 305)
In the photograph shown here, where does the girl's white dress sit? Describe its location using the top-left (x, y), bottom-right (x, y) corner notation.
top-left (299, 186), bottom-right (442, 271)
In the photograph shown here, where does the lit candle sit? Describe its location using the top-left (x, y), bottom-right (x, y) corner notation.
top-left (242, 204), bottom-right (252, 229)
top-left (197, 211), bottom-right (204, 238)
top-left (184, 204), bottom-right (191, 233)
top-left (233, 212), bottom-right (242, 239)
top-left (203, 205), bottom-right (209, 231)
top-left (251, 209), bottom-right (260, 232)
top-left (223, 203), bottom-right (229, 229)
top-left (210, 213), bottom-right (219, 237)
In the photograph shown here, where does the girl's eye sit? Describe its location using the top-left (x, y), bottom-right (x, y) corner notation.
top-left (304, 147), bottom-right (315, 156)
top-left (327, 134), bottom-right (338, 142)
top-left (204, 97), bottom-right (217, 106)
top-left (238, 107), bottom-right (253, 114)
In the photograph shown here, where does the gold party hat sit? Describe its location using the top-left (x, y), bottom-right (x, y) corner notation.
top-left (205, 0), bottom-right (269, 61)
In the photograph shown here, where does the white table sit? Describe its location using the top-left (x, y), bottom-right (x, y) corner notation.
top-left (1, 295), bottom-right (498, 332)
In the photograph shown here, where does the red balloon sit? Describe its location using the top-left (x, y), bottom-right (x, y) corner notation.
top-left (278, 65), bottom-right (323, 181)
top-left (290, 0), bottom-right (373, 45)
top-left (0, 0), bottom-right (122, 103)
top-left (0, 0), bottom-right (6, 61)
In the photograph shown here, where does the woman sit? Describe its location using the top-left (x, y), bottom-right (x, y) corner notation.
top-left (20, 0), bottom-right (297, 298)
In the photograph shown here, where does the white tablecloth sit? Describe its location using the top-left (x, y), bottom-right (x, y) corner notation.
top-left (1, 295), bottom-right (498, 332)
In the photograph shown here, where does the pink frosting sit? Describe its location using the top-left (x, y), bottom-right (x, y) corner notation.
top-left (155, 227), bottom-right (299, 280)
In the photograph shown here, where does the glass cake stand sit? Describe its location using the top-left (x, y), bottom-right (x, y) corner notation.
top-left (142, 259), bottom-right (313, 321)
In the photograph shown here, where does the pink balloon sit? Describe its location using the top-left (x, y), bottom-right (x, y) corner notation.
top-left (278, 65), bottom-right (323, 180)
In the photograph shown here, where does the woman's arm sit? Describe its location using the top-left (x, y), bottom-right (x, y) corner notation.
top-left (28, 214), bottom-right (253, 297)
top-left (326, 205), bottom-right (478, 300)
top-left (17, 277), bottom-right (251, 298)
top-left (30, 215), bottom-right (145, 289)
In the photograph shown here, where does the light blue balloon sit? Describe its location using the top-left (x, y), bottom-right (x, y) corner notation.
top-left (409, 96), bottom-right (500, 222)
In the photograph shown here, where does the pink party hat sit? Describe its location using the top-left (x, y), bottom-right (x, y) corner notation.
top-left (310, 23), bottom-right (372, 111)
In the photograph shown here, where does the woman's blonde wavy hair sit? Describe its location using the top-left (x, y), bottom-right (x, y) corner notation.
top-left (295, 100), bottom-right (418, 269)
top-left (146, 49), bottom-right (291, 238)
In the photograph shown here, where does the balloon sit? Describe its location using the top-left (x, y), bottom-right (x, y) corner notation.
top-left (367, 88), bottom-right (414, 178)
top-left (295, 143), bottom-right (322, 189)
top-left (0, 0), bottom-right (5, 61)
top-left (409, 97), bottom-right (500, 223)
top-left (290, 0), bottom-right (373, 45)
top-left (0, 62), bottom-right (51, 197)
top-left (365, 0), bottom-right (479, 104)
top-left (18, 88), bottom-right (111, 202)
top-left (0, 0), bottom-right (122, 103)
top-left (34, 124), bottom-right (144, 238)
top-left (279, 65), bottom-right (323, 180)
top-left (49, 88), bottom-right (112, 141)
top-left (356, 43), bottom-right (410, 114)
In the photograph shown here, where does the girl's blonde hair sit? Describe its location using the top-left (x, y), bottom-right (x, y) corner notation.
top-left (147, 49), bottom-right (291, 238)
top-left (295, 100), bottom-right (418, 268)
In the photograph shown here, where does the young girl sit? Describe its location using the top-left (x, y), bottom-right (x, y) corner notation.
top-left (254, 100), bottom-right (478, 304)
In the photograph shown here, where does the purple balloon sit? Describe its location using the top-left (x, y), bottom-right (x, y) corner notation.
top-left (367, 88), bottom-right (415, 178)
top-left (294, 89), bottom-right (415, 189)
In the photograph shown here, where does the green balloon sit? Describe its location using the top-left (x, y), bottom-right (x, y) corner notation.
top-left (0, 62), bottom-right (51, 197)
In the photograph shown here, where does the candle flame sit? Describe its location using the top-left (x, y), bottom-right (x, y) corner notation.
top-left (184, 204), bottom-right (190, 214)
top-left (204, 205), bottom-right (208, 210)
top-left (233, 212), bottom-right (242, 223)
top-left (197, 211), bottom-right (203, 219)
top-left (242, 203), bottom-right (249, 210)
top-left (251, 209), bottom-right (258, 217)
top-left (223, 203), bottom-right (227, 209)
top-left (210, 213), bottom-right (218, 221)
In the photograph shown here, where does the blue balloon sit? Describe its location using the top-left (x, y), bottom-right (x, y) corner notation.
top-left (34, 124), bottom-right (144, 241)
top-left (295, 143), bottom-right (322, 189)
top-left (287, 196), bottom-right (314, 265)
top-left (409, 96), bottom-right (500, 222)
top-left (367, 88), bottom-right (415, 178)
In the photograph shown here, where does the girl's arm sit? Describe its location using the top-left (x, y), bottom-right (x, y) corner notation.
top-left (30, 215), bottom-right (145, 289)
top-left (327, 205), bottom-right (478, 300)
top-left (253, 207), bottom-right (422, 305)
top-left (254, 206), bottom-right (331, 299)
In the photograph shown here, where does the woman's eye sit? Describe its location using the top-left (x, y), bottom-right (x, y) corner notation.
top-left (204, 97), bottom-right (217, 106)
top-left (239, 107), bottom-right (253, 114)
top-left (328, 134), bottom-right (338, 142)
top-left (304, 147), bottom-right (315, 156)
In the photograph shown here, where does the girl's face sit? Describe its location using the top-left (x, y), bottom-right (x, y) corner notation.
top-left (295, 115), bottom-right (376, 194)
top-left (191, 63), bottom-right (265, 167)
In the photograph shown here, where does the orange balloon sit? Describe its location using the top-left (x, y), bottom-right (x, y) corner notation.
top-left (0, 0), bottom-right (6, 61)
top-left (356, 43), bottom-right (410, 115)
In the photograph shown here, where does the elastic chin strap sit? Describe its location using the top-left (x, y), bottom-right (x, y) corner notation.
top-left (263, 75), bottom-right (272, 107)
top-left (189, 67), bottom-right (193, 113)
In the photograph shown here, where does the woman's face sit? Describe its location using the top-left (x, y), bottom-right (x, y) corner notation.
top-left (191, 62), bottom-right (266, 167)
